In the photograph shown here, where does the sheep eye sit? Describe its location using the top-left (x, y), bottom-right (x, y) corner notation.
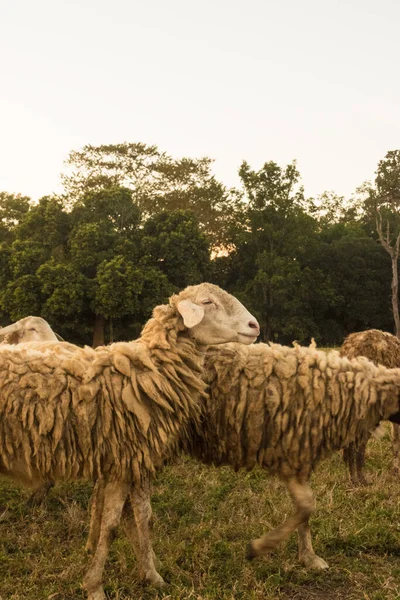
top-left (202, 300), bottom-right (213, 305)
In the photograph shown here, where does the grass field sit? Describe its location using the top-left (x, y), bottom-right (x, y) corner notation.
top-left (0, 425), bottom-right (400, 600)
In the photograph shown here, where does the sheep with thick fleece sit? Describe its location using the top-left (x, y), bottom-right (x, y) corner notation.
top-left (196, 342), bottom-right (400, 568)
top-left (113, 341), bottom-right (400, 578)
top-left (0, 315), bottom-right (62, 504)
top-left (0, 283), bottom-right (259, 600)
top-left (0, 315), bottom-right (60, 343)
top-left (340, 328), bottom-right (400, 484)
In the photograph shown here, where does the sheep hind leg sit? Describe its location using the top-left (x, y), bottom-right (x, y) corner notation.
top-left (297, 520), bottom-right (328, 570)
top-left (343, 443), bottom-right (359, 486)
top-left (122, 483), bottom-right (165, 587)
top-left (86, 479), bottom-right (105, 555)
top-left (83, 480), bottom-right (130, 600)
top-left (246, 478), bottom-right (328, 569)
top-left (355, 439), bottom-right (369, 486)
top-left (26, 481), bottom-right (54, 506)
top-left (392, 423), bottom-right (400, 474)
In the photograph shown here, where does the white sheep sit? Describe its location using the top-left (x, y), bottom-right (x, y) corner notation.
top-left (0, 283), bottom-right (259, 600)
top-left (0, 315), bottom-right (60, 343)
top-left (0, 316), bottom-right (62, 503)
top-left (113, 341), bottom-right (400, 579)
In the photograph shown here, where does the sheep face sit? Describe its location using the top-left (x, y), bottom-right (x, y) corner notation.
top-left (175, 283), bottom-right (259, 346)
top-left (0, 316), bottom-right (58, 344)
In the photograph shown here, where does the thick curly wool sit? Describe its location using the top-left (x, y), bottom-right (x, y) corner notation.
top-left (341, 329), bottom-right (400, 367)
top-left (340, 328), bottom-right (400, 483)
top-left (191, 342), bottom-right (400, 479)
top-left (0, 303), bottom-right (206, 487)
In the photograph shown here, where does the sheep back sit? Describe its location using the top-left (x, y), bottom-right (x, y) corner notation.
top-left (192, 342), bottom-right (400, 479)
top-left (0, 330), bottom-right (206, 486)
top-left (340, 329), bottom-right (400, 368)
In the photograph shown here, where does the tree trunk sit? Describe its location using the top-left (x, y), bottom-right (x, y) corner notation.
top-left (93, 314), bottom-right (105, 348)
top-left (391, 254), bottom-right (400, 337)
top-left (376, 211), bottom-right (400, 337)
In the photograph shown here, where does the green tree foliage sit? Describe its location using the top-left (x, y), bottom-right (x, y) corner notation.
top-left (222, 160), bottom-right (321, 342)
top-left (0, 192), bottom-right (31, 243)
top-left (1, 147), bottom-right (399, 347)
top-left (63, 143), bottom-right (232, 244)
top-left (141, 210), bottom-right (210, 289)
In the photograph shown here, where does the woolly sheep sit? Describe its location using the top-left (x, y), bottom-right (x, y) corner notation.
top-left (114, 341), bottom-right (400, 579)
top-left (340, 329), bottom-right (400, 485)
top-left (0, 316), bottom-right (62, 503)
top-left (0, 315), bottom-right (60, 344)
top-left (0, 283), bottom-right (259, 600)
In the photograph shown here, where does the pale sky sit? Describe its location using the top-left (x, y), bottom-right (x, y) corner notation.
top-left (1, 0), bottom-right (399, 201)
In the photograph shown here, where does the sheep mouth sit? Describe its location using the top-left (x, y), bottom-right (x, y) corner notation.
top-left (238, 332), bottom-right (259, 342)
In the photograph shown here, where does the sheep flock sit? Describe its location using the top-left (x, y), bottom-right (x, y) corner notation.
top-left (1, 304), bottom-right (400, 598)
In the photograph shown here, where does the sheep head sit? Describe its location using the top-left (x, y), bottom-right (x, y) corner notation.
top-left (173, 282), bottom-right (259, 347)
top-left (0, 316), bottom-right (58, 344)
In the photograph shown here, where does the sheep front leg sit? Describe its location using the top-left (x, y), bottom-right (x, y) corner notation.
top-left (247, 478), bottom-right (328, 569)
top-left (83, 480), bottom-right (130, 600)
top-left (122, 483), bottom-right (165, 587)
top-left (86, 479), bottom-right (105, 555)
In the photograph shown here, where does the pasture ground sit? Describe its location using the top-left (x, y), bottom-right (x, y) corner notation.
top-left (0, 428), bottom-right (400, 600)
top-left (0, 426), bottom-right (399, 600)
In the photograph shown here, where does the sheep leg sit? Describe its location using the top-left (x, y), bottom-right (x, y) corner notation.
top-left (297, 521), bottom-right (328, 569)
top-left (343, 443), bottom-right (358, 486)
top-left (121, 484), bottom-right (165, 587)
top-left (83, 480), bottom-right (129, 600)
top-left (247, 478), bottom-right (328, 569)
top-left (86, 479), bottom-right (105, 555)
top-left (27, 481), bottom-right (54, 506)
top-left (392, 423), bottom-right (400, 474)
top-left (355, 439), bottom-right (369, 486)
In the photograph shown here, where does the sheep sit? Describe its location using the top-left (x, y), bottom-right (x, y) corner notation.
top-left (0, 315), bottom-right (60, 343)
top-left (0, 316), bottom-right (63, 503)
top-left (339, 329), bottom-right (400, 485)
top-left (0, 283), bottom-right (259, 600)
top-left (113, 341), bottom-right (400, 578)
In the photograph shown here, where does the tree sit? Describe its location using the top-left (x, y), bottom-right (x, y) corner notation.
top-left (141, 210), bottom-right (210, 289)
top-left (0, 192), bottom-right (31, 243)
top-left (63, 143), bottom-right (232, 244)
top-left (67, 186), bottom-right (144, 345)
top-left (360, 151), bottom-right (400, 336)
top-left (226, 160), bottom-right (319, 342)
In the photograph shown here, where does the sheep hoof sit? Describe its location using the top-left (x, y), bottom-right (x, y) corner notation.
top-left (86, 588), bottom-right (106, 600)
top-left (144, 571), bottom-right (166, 588)
top-left (301, 554), bottom-right (329, 570)
top-left (85, 541), bottom-right (96, 555)
top-left (245, 542), bottom-right (258, 561)
top-left (357, 477), bottom-right (370, 487)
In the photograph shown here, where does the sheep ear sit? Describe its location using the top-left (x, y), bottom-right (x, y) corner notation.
top-left (177, 300), bottom-right (205, 328)
top-left (0, 323), bottom-right (17, 340)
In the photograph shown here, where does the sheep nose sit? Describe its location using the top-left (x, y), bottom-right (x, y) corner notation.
top-left (248, 320), bottom-right (260, 333)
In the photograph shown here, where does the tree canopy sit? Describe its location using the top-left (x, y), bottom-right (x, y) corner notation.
top-left (0, 144), bottom-right (398, 347)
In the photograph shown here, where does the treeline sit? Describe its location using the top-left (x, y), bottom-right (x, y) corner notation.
top-left (1, 143), bottom-right (400, 347)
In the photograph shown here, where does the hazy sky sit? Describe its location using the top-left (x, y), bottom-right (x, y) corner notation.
top-left (1, 0), bottom-right (399, 201)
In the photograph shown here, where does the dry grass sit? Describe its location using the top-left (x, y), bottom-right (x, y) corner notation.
top-left (1, 427), bottom-right (400, 600)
